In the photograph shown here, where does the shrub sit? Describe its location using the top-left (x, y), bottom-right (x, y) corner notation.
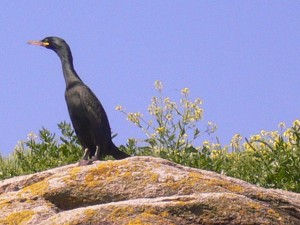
top-left (116, 80), bottom-right (217, 166)
top-left (0, 121), bottom-right (82, 179)
top-left (117, 81), bottom-right (300, 192)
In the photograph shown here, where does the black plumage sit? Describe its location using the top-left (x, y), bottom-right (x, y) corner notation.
top-left (28, 37), bottom-right (129, 165)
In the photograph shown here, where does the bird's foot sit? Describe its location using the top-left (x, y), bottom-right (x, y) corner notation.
top-left (87, 146), bottom-right (101, 163)
top-left (90, 156), bottom-right (100, 163)
top-left (78, 159), bottom-right (93, 166)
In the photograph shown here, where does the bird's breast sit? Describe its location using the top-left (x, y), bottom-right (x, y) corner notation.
top-left (65, 88), bottom-right (82, 112)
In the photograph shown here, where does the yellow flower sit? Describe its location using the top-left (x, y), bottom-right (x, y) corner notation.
top-left (278, 122), bottom-right (286, 129)
top-left (250, 134), bottom-right (262, 141)
top-left (211, 149), bottom-right (220, 159)
top-left (151, 96), bottom-right (158, 103)
top-left (226, 152), bottom-right (234, 160)
top-left (14, 141), bottom-right (24, 153)
top-left (27, 132), bottom-right (38, 141)
top-left (207, 121), bottom-right (217, 133)
top-left (166, 114), bottom-right (173, 120)
top-left (115, 105), bottom-right (123, 111)
top-left (156, 126), bottom-right (166, 134)
top-left (127, 112), bottom-right (143, 125)
top-left (260, 130), bottom-right (268, 136)
top-left (194, 98), bottom-right (203, 105)
top-left (181, 87), bottom-right (189, 95)
top-left (202, 140), bottom-right (211, 150)
top-left (203, 140), bottom-right (210, 146)
top-left (164, 97), bottom-right (170, 103)
top-left (194, 109), bottom-right (203, 120)
top-left (293, 120), bottom-right (300, 128)
top-left (165, 101), bottom-right (177, 110)
top-left (244, 144), bottom-right (255, 153)
top-left (231, 134), bottom-right (242, 148)
top-left (283, 129), bottom-right (293, 138)
top-left (154, 80), bottom-right (163, 91)
top-left (147, 105), bottom-right (156, 115)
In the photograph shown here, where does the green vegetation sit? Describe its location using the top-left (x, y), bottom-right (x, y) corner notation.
top-left (1, 81), bottom-right (299, 193)
top-left (0, 122), bottom-right (82, 179)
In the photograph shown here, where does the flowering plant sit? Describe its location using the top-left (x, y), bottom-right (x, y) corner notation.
top-left (116, 81), bottom-right (217, 158)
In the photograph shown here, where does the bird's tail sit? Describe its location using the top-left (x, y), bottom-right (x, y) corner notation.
top-left (110, 143), bottom-right (130, 159)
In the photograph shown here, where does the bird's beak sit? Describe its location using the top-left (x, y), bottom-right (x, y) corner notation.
top-left (27, 40), bottom-right (50, 47)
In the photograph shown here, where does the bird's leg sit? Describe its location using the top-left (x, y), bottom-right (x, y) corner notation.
top-left (82, 148), bottom-right (89, 160)
top-left (95, 145), bottom-right (100, 159)
top-left (78, 148), bottom-right (92, 166)
top-left (91, 145), bottom-right (100, 162)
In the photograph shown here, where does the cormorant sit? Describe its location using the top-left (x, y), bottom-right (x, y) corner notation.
top-left (28, 37), bottom-right (129, 165)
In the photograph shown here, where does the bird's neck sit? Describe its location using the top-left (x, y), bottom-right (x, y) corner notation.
top-left (58, 50), bottom-right (83, 88)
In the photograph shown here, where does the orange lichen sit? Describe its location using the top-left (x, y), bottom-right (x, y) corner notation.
top-left (205, 177), bottom-right (245, 193)
top-left (125, 211), bottom-right (174, 225)
top-left (0, 200), bottom-right (10, 210)
top-left (18, 179), bottom-right (49, 197)
top-left (0, 210), bottom-right (35, 225)
top-left (267, 208), bottom-right (282, 220)
top-left (110, 205), bottom-right (135, 219)
top-left (84, 208), bottom-right (97, 219)
top-left (246, 201), bottom-right (263, 211)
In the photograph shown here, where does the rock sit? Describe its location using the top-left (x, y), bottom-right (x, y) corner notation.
top-left (0, 156), bottom-right (299, 224)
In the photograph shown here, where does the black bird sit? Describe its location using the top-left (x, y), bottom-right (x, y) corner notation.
top-left (28, 37), bottom-right (129, 165)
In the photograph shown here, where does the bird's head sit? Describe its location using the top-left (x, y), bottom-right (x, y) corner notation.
top-left (27, 36), bottom-right (69, 53)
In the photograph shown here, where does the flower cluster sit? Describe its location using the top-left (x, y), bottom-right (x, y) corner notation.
top-left (126, 112), bottom-right (143, 126)
top-left (116, 80), bottom-right (217, 153)
top-left (283, 120), bottom-right (300, 146)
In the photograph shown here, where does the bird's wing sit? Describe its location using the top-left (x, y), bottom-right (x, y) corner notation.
top-left (79, 85), bottom-right (110, 127)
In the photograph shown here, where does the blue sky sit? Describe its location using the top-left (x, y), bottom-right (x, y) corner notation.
top-left (1, 1), bottom-right (300, 156)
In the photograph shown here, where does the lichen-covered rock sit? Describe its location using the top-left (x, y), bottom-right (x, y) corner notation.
top-left (0, 156), bottom-right (299, 224)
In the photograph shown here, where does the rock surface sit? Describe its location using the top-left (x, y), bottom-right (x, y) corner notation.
top-left (0, 156), bottom-right (300, 224)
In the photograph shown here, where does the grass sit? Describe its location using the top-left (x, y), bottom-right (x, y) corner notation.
top-left (0, 81), bottom-right (299, 193)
